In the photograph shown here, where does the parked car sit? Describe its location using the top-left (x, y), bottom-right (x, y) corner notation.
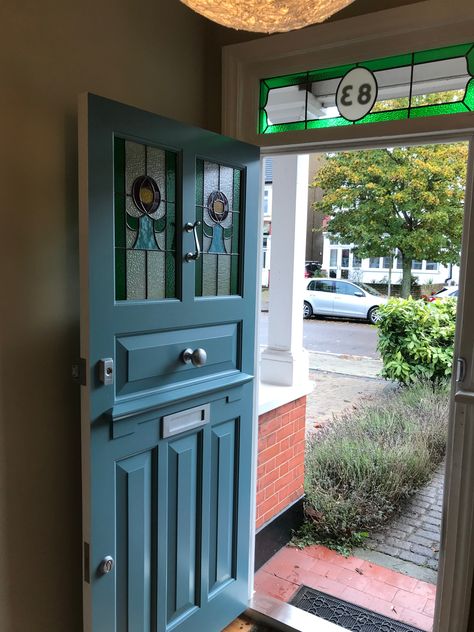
top-left (303, 278), bottom-right (388, 324)
top-left (304, 261), bottom-right (322, 278)
top-left (428, 286), bottom-right (459, 302)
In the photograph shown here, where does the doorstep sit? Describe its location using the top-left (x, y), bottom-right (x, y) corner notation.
top-left (254, 544), bottom-right (436, 632)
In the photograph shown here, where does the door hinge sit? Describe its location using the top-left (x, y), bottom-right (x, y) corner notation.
top-left (72, 358), bottom-right (87, 386)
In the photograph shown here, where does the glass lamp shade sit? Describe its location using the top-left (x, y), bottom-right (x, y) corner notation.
top-left (180, 0), bottom-right (356, 33)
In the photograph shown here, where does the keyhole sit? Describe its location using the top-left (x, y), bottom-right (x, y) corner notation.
top-left (106, 367), bottom-right (112, 376)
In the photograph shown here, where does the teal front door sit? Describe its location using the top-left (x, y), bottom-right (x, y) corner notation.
top-left (79, 95), bottom-right (259, 632)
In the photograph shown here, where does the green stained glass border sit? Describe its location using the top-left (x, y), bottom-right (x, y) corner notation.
top-left (259, 42), bottom-right (474, 135)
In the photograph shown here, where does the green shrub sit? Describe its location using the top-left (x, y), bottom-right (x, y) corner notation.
top-left (377, 297), bottom-right (456, 384)
top-left (294, 381), bottom-right (449, 553)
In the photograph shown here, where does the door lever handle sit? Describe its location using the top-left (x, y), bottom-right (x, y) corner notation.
top-left (184, 221), bottom-right (201, 262)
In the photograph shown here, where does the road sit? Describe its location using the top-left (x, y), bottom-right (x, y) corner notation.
top-left (259, 312), bottom-right (380, 359)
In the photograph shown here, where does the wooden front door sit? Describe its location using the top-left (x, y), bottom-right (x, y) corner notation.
top-left (79, 94), bottom-right (259, 632)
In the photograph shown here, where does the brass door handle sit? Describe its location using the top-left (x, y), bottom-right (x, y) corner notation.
top-left (184, 221), bottom-right (201, 262)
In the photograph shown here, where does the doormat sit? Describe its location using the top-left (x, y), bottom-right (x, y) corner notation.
top-left (290, 586), bottom-right (423, 632)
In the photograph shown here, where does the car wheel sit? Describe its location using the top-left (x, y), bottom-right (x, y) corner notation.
top-left (303, 301), bottom-right (313, 319)
top-left (368, 307), bottom-right (379, 325)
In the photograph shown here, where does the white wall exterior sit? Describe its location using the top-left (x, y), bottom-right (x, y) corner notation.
top-left (322, 234), bottom-right (460, 286)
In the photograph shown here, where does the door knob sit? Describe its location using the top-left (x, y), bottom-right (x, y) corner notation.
top-left (181, 347), bottom-right (207, 367)
top-left (99, 555), bottom-right (114, 575)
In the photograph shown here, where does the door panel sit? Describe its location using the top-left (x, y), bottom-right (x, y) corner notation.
top-left (115, 452), bottom-right (153, 632)
top-left (79, 94), bottom-right (259, 632)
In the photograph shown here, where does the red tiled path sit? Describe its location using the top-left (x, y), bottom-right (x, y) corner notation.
top-left (255, 545), bottom-right (435, 631)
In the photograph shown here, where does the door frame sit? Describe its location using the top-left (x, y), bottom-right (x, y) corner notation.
top-left (222, 4), bottom-right (474, 631)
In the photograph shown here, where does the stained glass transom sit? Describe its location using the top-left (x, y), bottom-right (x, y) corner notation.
top-left (195, 160), bottom-right (242, 297)
top-left (114, 138), bottom-right (177, 300)
top-left (259, 42), bottom-right (474, 134)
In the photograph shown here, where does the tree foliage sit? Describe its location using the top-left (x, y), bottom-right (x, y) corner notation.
top-left (312, 143), bottom-right (467, 297)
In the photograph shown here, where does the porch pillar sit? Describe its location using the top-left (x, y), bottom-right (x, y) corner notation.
top-left (260, 154), bottom-right (309, 386)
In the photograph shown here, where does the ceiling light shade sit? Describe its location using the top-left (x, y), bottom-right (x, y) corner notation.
top-left (180, 0), bottom-right (356, 33)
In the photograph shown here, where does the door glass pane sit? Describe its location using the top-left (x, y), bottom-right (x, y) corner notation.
top-left (329, 249), bottom-right (338, 267)
top-left (114, 138), bottom-right (177, 301)
top-left (195, 159), bottom-right (242, 297)
top-left (341, 249), bottom-right (350, 267)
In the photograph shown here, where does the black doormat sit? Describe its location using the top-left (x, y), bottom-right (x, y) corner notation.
top-left (290, 585), bottom-right (423, 632)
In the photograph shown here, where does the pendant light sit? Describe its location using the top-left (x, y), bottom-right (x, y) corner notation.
top-left (180, 0), bottom-right (355, 33)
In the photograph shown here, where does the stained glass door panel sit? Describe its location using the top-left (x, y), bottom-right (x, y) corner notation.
top-left (114, 138), bottom-right (177, 300)
top-left (195, 159), bottom-right (241, 297)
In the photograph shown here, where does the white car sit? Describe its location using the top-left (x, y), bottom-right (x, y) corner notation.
top-left (303, 278), bottom-right (388, 324)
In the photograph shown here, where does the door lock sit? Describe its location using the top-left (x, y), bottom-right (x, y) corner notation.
top-left (99, 358), bottom-right (114, 385)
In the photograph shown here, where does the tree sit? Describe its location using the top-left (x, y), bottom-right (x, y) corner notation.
top-left (312, 143), bottom-right (467, 297)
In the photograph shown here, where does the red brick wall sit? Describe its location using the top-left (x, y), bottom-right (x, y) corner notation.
top-left (256, 396), bottom-right (306, 530)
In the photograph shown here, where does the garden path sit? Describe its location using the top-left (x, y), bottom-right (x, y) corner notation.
top-left (355, 461), bottom-right (444, 584)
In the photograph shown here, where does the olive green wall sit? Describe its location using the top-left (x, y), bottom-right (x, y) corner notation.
top-left (0, 1), bottom-right (216, 630)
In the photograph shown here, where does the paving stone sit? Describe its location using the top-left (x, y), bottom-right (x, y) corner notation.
top-left (376, 544), bottom-right (400, 557)
top-left (385, 537), bottom-right (412, 552)
top-left (411, 534), bottom-right (435, 548)
top-left (411, 544), bottom-right (435, 557)
top-left (423, 516), bottom-right (441, 528)
top-left (399, 551), bottom-right (428, 566)
top-left (411, 500), bottom-right (431, 510)
top-left (425, 558), bottom-right (439, 571)
top-left (416, 529), bottom-right (440, 542)
top-left (427, 510), bottom-right (443, 519)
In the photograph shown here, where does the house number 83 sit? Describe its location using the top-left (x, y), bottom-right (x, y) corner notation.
top-left (336, 67), bottom-right (378, 122)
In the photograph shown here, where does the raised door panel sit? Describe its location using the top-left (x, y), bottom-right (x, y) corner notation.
top-left (115, 452), bottom-right (153, 632)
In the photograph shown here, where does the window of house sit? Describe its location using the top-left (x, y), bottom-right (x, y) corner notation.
top-left (426, 261), bottom-right (439, 271)
top-left (330, 249), bottom-right (338, 267)
top-left (352, 254), bottom-right (362, 268)
top-left (341, 249), bottom-right (350, 268)
top-left (383, 256), bottom-right (394, 269)
top-left (369, 257), bottom-right (380, 268)
top-left (412, 260), bottom-right (422, 269)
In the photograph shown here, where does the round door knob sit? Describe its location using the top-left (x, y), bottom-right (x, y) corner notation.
top-left (182, 347), bottom-right (207, 367)
top-left (99, 555), bottom-right (114, 575)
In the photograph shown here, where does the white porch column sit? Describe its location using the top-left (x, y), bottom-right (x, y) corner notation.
top-left (261, 154), bottom-right (309, 386)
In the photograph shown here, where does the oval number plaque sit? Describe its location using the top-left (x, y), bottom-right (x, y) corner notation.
top-left (336, 67), bottom-right (378, 122)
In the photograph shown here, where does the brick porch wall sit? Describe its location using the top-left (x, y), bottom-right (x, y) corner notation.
top-left (256, 396), bottom-right (306, 530)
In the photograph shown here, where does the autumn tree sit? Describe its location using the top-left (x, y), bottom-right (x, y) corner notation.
top-left (312, 143), bottom-right (468, 297)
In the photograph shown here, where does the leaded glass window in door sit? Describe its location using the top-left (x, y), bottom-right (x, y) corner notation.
top-left (114, 138), bottom-right (177, 300)
top-left (195, 159), bottom-right (242, 297)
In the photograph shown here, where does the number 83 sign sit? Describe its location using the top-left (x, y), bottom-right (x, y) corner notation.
top-left (336, 67), bottom-right (378, 122)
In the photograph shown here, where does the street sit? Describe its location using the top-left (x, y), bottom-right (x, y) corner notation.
top-left (259, 312), bottom-right (380, 359)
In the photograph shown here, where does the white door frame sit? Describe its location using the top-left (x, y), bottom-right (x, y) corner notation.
top-left (222, 3), bottom-right (474, 630)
